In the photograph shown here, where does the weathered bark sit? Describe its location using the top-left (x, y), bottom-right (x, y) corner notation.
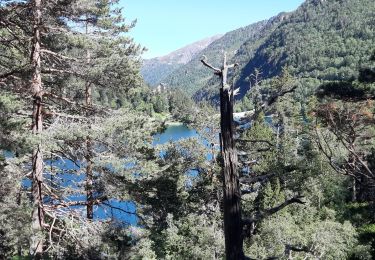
top-left (85, 81), bottom-right (92, 108)
top-left (352, 177), bottom-right (357, 202)
top-left (202, 54), bottom-right (244, 259)
top-left (85, 37), bottom-right (94, 218)
top-left (30, 0), bottom-right (44, 257)
top-left (17, 187), bottom-right (22, 256)
top-left (220, 89), bottom-right (244, 259)
top-left (85, 79), bottom-right (94, 219)
top-left (86, 135), bottom-right (94, 219)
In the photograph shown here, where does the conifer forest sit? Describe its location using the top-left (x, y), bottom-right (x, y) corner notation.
top-left (0, 0), bottom-right (375, 259)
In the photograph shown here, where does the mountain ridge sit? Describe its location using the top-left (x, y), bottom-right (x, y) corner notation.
top-left (173, 0), bottom-right (375, 99)
top-left (142, 0), bottom-right (374, 100)
top-left (141, 35), bottom-right (222, 86)
top-left (160, 19), bottom-right (273, 96)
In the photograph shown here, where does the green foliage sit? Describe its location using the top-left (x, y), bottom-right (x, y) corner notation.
top-left (151, 94), bottom-right (169, 114)
top-left (167, 89), bottom-right (196, 123)
top-left (163, 213), bottom-right (224, 259)
top-left (0, 92), bottom-right (29, 153)
top-left (128, 235), bottom-right (158, 260)
top-left (359, 224), bottom-right (375, 236)
top-left (236, 63), bottom-right (375, 258)
top-left (237, 0), bottom-right (374, 85)
top-left (141, 62), bottom-right (181, 87)
top-left (247, 212), bottom-right (359, 259)
top-left (0, 162), bottom-right (32, 259)
top-left (125, 136), bottom-right (224, 259)
top-left (235, 93), bottom-right (254, 112)
top-left (259, 179), bottom-right (285, 209)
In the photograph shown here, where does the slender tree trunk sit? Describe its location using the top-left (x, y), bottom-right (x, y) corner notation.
top-left (85, 80), bottom-right (94, 220)
top-left (85, 30), bottom-right (94, 218)
top-left (30, 0), bottom-right (44, 257)
top-left (86, 134), bottom-right (94, 219)
top-left (17, 187), bottom-right (22, 256)
top-left (352, 177), bottom-right (357, 202)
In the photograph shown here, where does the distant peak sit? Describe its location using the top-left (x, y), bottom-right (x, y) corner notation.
top-left (145, 34), bottom-right (223, 65)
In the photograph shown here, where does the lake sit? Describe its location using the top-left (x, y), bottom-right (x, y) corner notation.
top-left (2, 124), bottom-right (205, 224)
top-left (98, 123), bottom-right (199, 224)
top-left (153, 123), bottom-right (199, 145)
top-left (19, 123), bottom-right (200, 224)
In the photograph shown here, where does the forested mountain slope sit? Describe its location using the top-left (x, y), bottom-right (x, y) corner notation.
top-left (161, 20), bottom-right (272, 95)
top-left (233, 0), bottom-right (375, 96)
top-left (163, 0), bottom-right (375, 99)
top-left (141, 35), bottom-right (222, 86)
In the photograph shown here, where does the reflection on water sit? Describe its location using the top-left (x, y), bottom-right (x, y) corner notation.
top-left (153, 123), bottom-right (198, 145)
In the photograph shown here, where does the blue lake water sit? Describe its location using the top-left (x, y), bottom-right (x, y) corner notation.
top-left (153, 123), bottom-right (199, 145)
top-left (5, 121), bottom-right (261, 225)
top-left (5, 124), bottom-right (200, 225)
top-left (99, 124), bottom-right (199, 224)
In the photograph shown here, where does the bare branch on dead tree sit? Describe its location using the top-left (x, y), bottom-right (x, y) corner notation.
top-left (200, 55), bottom-right (222, 74)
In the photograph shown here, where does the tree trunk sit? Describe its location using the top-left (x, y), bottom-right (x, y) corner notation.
top-left (201, 54), bottom-right (244, 259)
top-left (85, 35), bottom-right (94, 218)
top-left (17, 187), bottom-right (22, 256)
top-left (220, 78), bottom-right (244, 260)
top-left (30, 0), bottom-right (44, 257)
top-left (86, 136), bottom-right (94, 219)
top-left (352, 177), bottom-right (357, 202)
top-left (85, 80), bottom-right (93, 219)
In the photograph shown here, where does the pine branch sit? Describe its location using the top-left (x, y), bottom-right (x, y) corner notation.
top-left (237, 139), bottom-right (274, 147)
top-left (41, 68), bottom-right (84, 77)
top-left (43, 91), bottom-right (110, 114)
top-left (0, 67), bottom-right (27, 79)
top-left (44, 197), bottom-right (108, 210)
top-left (101, 201), bottom-right (147, 224)
top-left (240, 173), bottom-right (276, 185)
top-left (285, 244), bottom-right (310, 253)
top-left (243, 196), bottom-right (305, 225)
top-left (266, 86), bottom-right (298, 107)
top-left (41, 49), bottom-right (78, 61)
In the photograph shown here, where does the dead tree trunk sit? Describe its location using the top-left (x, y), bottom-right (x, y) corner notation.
top-left (201, 54), bottom-right (244, 259)
top-left (30, 0), bottom-right (45, 257)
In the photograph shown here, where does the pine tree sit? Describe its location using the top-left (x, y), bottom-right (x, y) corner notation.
top-left (61, 0), bottom-right (145, 219)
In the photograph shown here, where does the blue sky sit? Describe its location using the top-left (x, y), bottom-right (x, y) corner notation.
top-left (119, 0), bottom-right (305, 59)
